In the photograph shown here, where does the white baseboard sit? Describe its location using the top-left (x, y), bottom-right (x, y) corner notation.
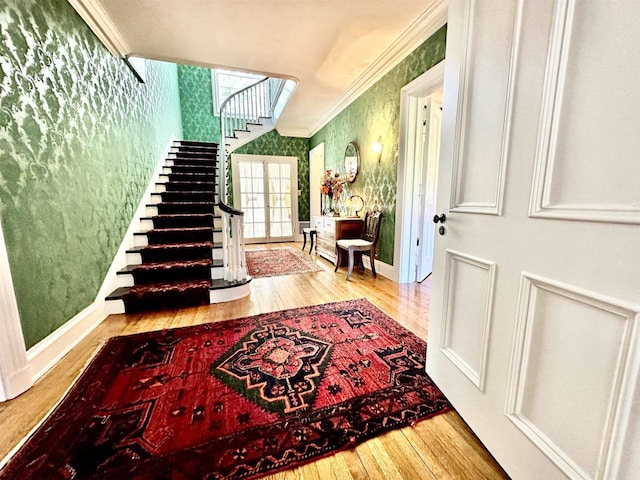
top-left (361, 256), bottom-right (394, 281)
top-left (26, 301), bottom-right (105, 382)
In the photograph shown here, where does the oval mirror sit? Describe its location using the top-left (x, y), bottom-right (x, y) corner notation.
top-left (344, 142), bottom-right (359, 183)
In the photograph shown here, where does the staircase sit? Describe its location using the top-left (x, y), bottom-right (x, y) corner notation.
top-left (105, 140), bottom-right (251, 314)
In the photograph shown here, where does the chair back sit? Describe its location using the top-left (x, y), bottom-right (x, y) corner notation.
top-left (362, 210), bottom-right (383, 245)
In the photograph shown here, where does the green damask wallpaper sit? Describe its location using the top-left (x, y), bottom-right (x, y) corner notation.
top-left (178, 65), bottom-right (221, 142)
top-left (310, 25), bottom-right (447, 265)
top-left (235, 131), bottom-right (311, 221)
top-left (0, 0), bottom-right (183, 347)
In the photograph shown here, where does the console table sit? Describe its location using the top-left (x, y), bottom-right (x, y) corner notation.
top-left (313, 216), bottom-right (363, 265)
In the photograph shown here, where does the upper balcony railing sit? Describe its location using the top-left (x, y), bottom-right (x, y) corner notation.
top-left (217, 76), bottom-right (292, 283)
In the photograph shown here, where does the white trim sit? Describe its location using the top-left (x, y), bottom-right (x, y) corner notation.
top-left (275, 127), bottom-right (309, 138)
top-left (209, 282), bottom-right (252, 303)
top-left (306, 1), bottom-right (448, 137)
top-left (67, 0), bottom-right (129, 57)
top-left (355, 256), bottom-right (394, 282)
top-left (0, 222), bottom-right (31, 401)
top-left (231, 154), bottom-right (299, 243)
top-left (394, 61), bottom-right (445, 284)
top-left (26, 302), bottom-right (105, 383)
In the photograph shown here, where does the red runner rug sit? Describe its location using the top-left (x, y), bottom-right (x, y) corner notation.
top-left (246, 247), bottom-right (323, 278)
top-left (0, 299), bottom-right (450, 480)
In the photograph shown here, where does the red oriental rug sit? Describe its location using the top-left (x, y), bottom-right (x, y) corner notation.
top-left (0, 299), bottom-right (450, 480)
top-left (245, 247), bottom-right (323, 278)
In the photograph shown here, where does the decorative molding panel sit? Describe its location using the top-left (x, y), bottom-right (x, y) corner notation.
top-left (440, 249), bottom-right (496, 390)
top-left (529, 0), bottom-right (640, 224)
top-left (506, 273), bottom-right (640, 480)
top-left (448, 0), bottom-right (522, 215)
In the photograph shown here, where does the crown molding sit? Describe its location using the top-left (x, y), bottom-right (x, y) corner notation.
top-left (67, 0), bottom-right (129, 57)
top-left (275, 127), bottom-right (312, 138)
top-left (308, 0), bottom-right (448, 137)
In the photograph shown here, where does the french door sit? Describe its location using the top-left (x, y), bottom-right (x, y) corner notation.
top-left (231, 154), bottom-right (298, 243)
top-left (427, 1), bottom-right (640, 479)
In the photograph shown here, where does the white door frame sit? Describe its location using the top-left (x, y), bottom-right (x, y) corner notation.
top-left (309, 143), bottom-right (325, 221)
top-left (394, 61), bottom-right (445, 283)
top-left (231, 154), bottom-right (299, 243)
top-left (0, 221), bottom-right (32, 401)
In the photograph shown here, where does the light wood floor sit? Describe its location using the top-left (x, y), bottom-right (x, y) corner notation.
top-left (0, 242), bottom-right (509, 479)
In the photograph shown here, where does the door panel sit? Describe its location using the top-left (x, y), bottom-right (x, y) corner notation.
top-left (449, 0), bottom-right (519, 215)
top-left (427, 1), bottom-right (640, 479)
top-left (530, 0), bottom-right (640, 224)
top-left (440, 250), bottom-right (495, 390)
top-left (506, 274), bottom-right (638, 479)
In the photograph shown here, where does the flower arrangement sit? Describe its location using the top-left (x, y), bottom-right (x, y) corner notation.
top-left (320, 169), bottom-right (345, 200)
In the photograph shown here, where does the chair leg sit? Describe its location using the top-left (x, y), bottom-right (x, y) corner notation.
top-left (346, 247), bottom-right (355, 281)
top-left (309, 232), bottom-right (315, 254)
top-left (302, 231), bottom-right (307, 251)
top-left (369, 249), bottom-right (377, 277)
top-left (334, 246), bottom-right (340, 272)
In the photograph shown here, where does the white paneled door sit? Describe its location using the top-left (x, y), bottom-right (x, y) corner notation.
top-left (231, 154), bottom-right (298, 243)
top-left (427, 2), bottom-right (640, 480)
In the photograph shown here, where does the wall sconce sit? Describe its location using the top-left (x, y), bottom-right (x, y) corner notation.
top-left (372, 139), bottom-right (383, 162)
top-left (349, 195), bottom-right (365, 217)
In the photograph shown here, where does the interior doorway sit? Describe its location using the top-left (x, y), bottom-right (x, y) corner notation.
top-left (414, 93), bottom-right (443, 282)
top-left (394, 62), bottom-right (445, 283)
top-left (309, 143), bottom-right (325, 220)
top-left (231, 154), bottom-right (298, 243)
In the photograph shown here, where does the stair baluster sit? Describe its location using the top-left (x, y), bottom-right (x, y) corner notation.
top-left (217, 76), bottom-right (289, 282)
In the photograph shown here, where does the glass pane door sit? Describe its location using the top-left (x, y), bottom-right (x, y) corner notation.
top-left (232, 155), bottom-right (298, 243)
top-left (268, 162), bottom-right (293, 239)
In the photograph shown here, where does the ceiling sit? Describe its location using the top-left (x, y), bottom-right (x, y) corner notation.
top-left (70, 0), bottom-right (446, 137)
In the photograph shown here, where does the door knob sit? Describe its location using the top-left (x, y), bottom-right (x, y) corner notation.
top-left (433, 213), bottom-right (446, 224)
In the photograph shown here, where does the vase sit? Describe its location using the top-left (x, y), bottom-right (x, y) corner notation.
top-left (324, 194), bottom-right (334, 216)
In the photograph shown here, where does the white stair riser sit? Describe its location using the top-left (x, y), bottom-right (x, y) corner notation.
top-left (105, 299), bottom-right (125, 315)
top-left (133, 231), bottom-right (223, 247)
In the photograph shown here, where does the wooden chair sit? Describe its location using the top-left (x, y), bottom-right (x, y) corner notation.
top-left (334, 211), bottom-right (382, 281)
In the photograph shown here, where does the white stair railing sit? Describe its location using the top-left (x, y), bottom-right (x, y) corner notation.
top-left (217, 76), bottom-right (288, 282)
